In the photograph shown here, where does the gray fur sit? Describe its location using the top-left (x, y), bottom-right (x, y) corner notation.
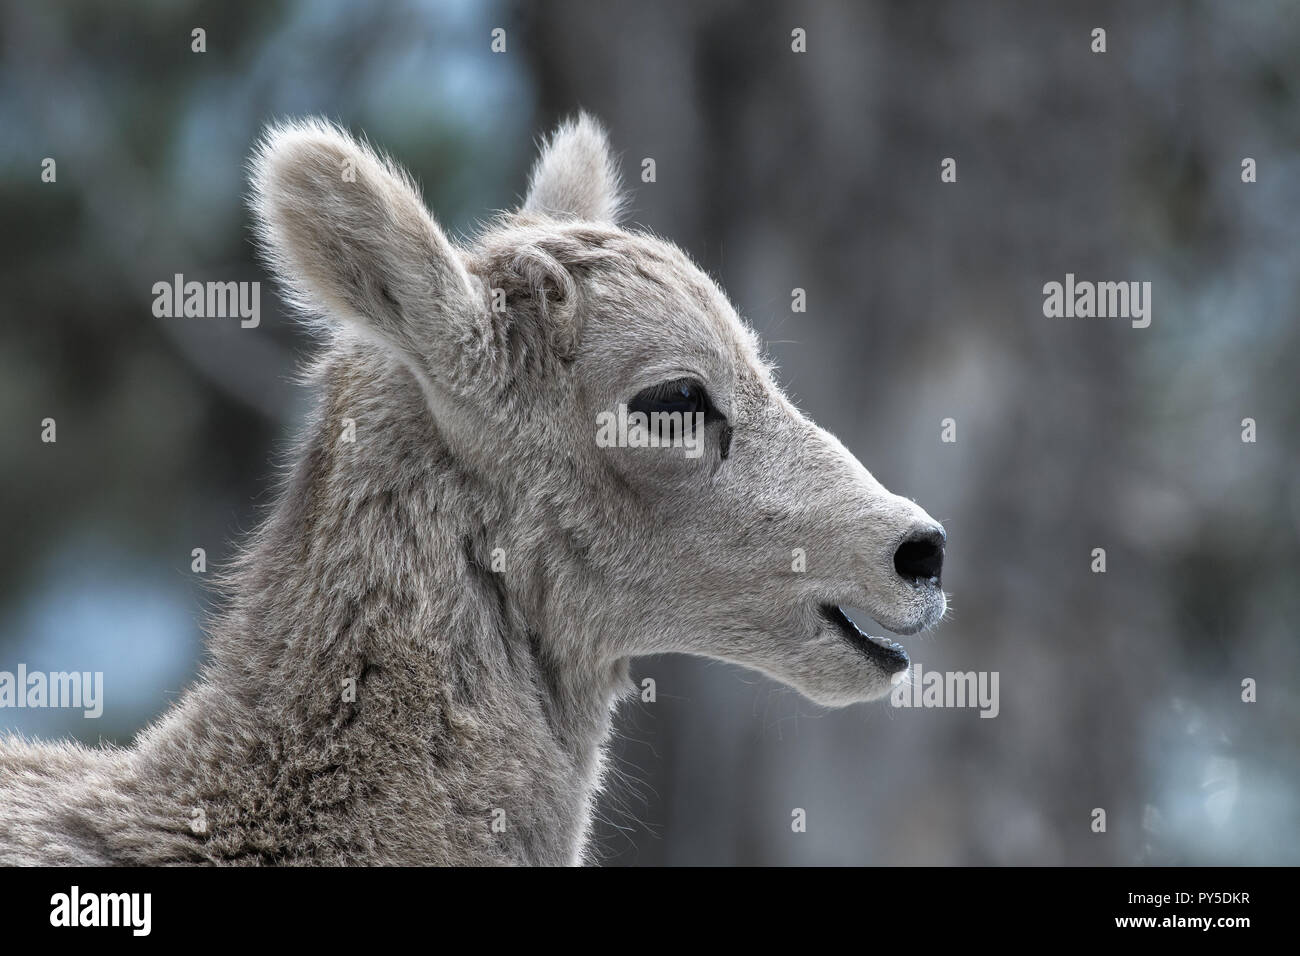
top-left (0, 114), bottom-right (945, 865)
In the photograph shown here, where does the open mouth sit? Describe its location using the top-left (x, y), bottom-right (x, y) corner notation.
top-left (819, 604), bottom-right (910, 681)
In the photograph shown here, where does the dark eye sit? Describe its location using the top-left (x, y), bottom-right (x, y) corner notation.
top-left (628, 378), bottom-right (710, 417)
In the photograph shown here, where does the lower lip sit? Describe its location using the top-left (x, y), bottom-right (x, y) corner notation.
top-left (821, 604), bottom-right (910, 673)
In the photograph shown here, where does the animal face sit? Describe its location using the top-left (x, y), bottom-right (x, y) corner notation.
top-left (251, 114), bottom-right (946, 707)
top-left (565, 238), bottom-right (946, 706)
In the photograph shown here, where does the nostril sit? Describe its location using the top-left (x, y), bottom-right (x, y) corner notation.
top-left (893, 528), bottom-right (945, 585)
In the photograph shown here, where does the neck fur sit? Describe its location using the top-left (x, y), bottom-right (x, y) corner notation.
top-left (136, 341), bottom-right (626, 865)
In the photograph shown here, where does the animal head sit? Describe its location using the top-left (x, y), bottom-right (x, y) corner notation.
top-left (249, 113), bottom-right (946, 707)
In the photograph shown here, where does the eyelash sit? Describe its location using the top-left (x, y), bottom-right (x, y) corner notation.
top-left (628, 378), bottom-right (709, 417)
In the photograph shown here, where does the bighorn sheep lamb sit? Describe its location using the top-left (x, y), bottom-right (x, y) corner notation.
top-left (0, 115), bottom-right (946, 865)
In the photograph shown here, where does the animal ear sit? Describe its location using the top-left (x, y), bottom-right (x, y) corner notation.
top-left (249, 118), bottom-right (479, 363)
top-left (521, 112), bottom-right (626, 223)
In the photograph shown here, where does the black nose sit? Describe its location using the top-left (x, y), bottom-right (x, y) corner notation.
top-left (894, 526), bottom-right (945, 586)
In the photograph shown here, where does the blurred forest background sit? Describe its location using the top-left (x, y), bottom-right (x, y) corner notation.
top-left (1, 0), bottom-right (1297, 865)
